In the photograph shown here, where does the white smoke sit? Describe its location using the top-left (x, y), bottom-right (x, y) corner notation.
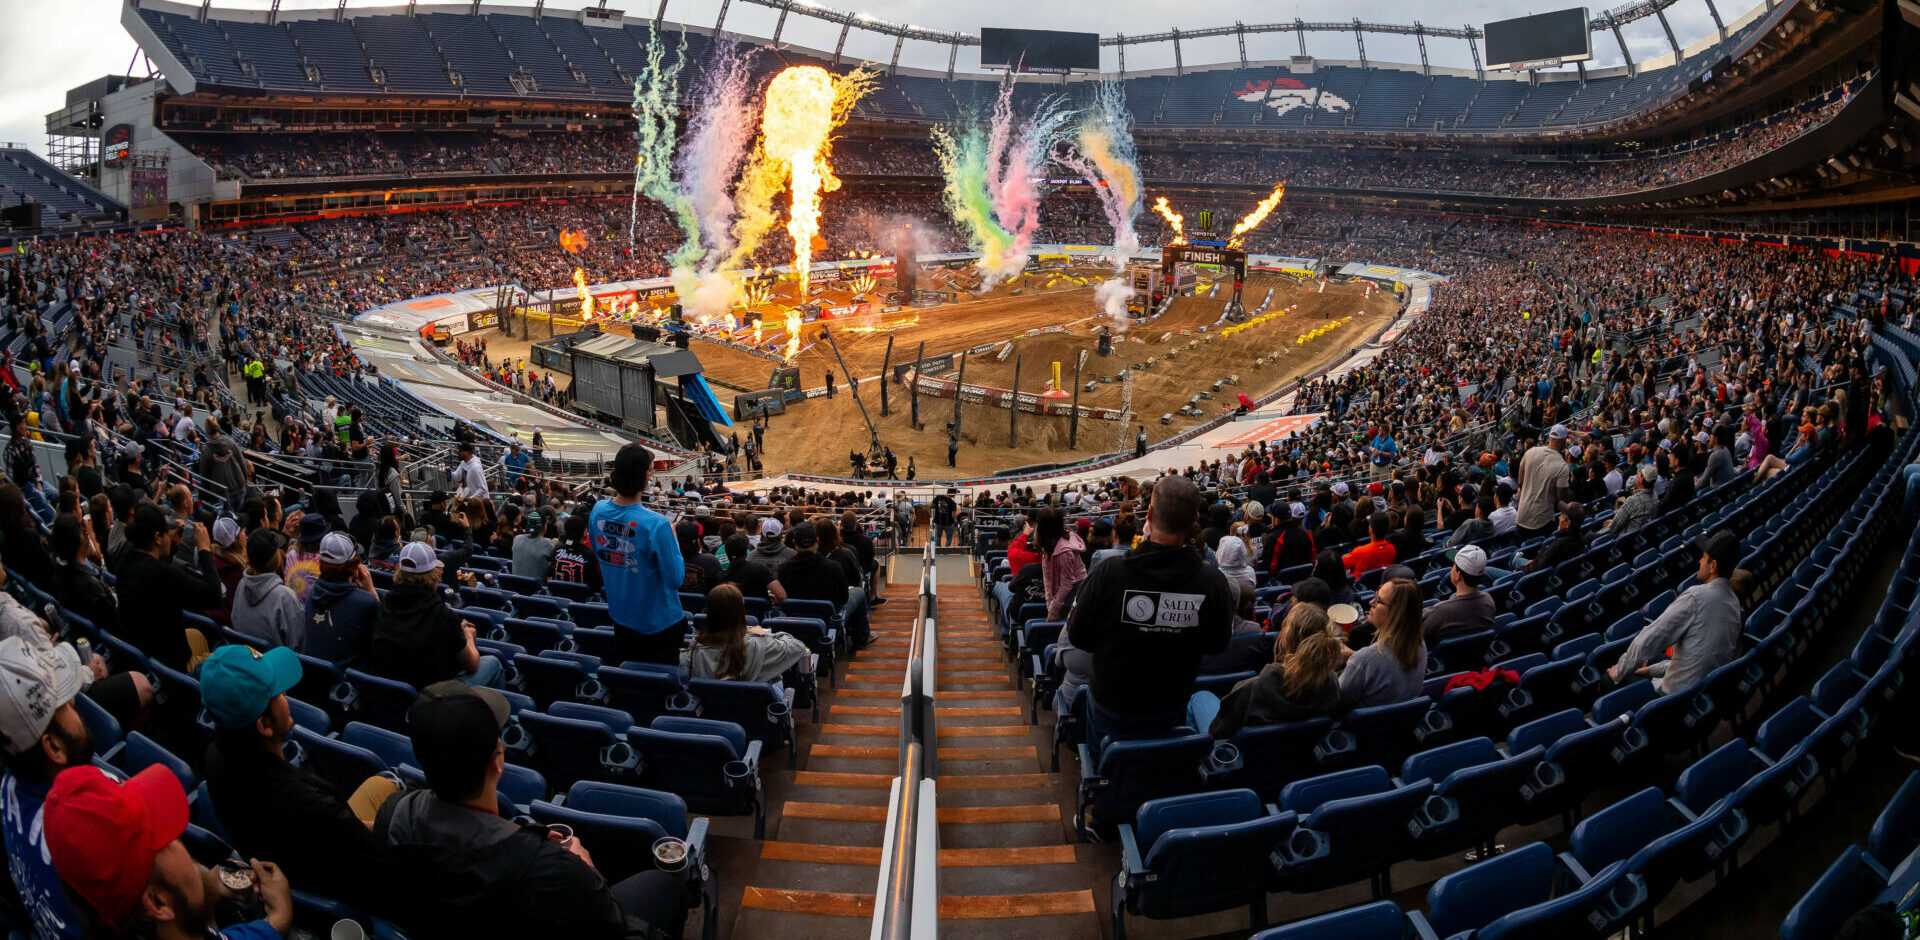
top-left (673, 267), bottom-right (740, 326)
top-left (1094, 277), bottom-right (1133, 330)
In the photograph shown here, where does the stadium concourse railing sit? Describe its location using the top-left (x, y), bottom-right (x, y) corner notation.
top-left (872, 538), bottom-right (939, 940)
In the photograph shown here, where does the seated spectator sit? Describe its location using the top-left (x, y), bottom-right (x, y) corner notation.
top-left (547, 513), bottom-right (603, 592)
top-left (0, 636), bottom-right (117, 940)
top-left (1189, 605), bottom-right (1346, 737)
top-left (718, 533), bottom-right (785, 604)
top-left (116, 505), bottom-right (223, 671)
top-left (300, 532), bottom-right (380, 669)
top-left (201, 644), bottom-right (396, 912)
top-left (1447, 496), bottom-right (1496, 547)
top-left (777, 522), bottom-right (853, 627)
top-left (232, 527), bottom-right (304, 648)
top-left (1310, 548), bottom-right (1357, 607)
top-left (511, 509), bottom-right (557, 580)
top-left (1064, 476), bottom-right (1233, 757)
top-left (682, 583), bottom-right (809, 682)
top-left (1263, 502), bottom-right (1316, 576)
top-left (1608, 465), bottom-right (1660, 535)
top-left (589, 444), bottom-right (685, 666)
top-left (1487, 483), bottom-right (1519, 535)
top-left (375, 681), bottom-right (685, 938)
top-left (1422, 545), bottom-right (1495, 640)
top-left (748, 518), bottom-right (795, 571)
top-left (370, 543), bottom-right (502, 689)
top-left (49, 514), bottom-right (119, 636)
top-left (283, 512), bottom-right (329, 604)
top-left (367, 515), bottom-right (406, 572)
top-left (1519, 504), bottom-right (1586, 573)
top-left (1341, 513), bottom-right (1397, 578)
top-left (811, 515), bottom-right (874, 644)
top-left (1389, 506), bottom-right (1430, 561)
top-left (206, 517), bottom-right (247, 626)
top-left (1339, 577), bottom-right (1427, 708)
top-left (1214, 534), bottom-right (1257, 605)
top-left (1608, 530), bottom-right (1743, 693)
top-left (44, 765), bottom-right (295, 940)
top-left (676, 520), bottom-right (723, 594)
top-left (1035, 507), bottom-right (1087, 622)
top-left (0, 484), bottom-right (56, 591)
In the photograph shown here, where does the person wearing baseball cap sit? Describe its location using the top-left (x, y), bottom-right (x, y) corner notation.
top-left (1519, 503), bottom-right (1587, 575)
top-left (282, 511), bottom-right (331, 606)
top-left (115, 503), bottom-right (224, 672)
top-left (451, 440), bottom-right (489, 502)
top-left (0, 636), bottom-right (104, 940)
top-left (299, 532), bottom-right (380, 670)
top-left (201, 645), bottom-right (397, 913)
top-left (1608, 464), bottom-right (1661, 536)
top-left (1607, 529), bottom-right (1743, 694)
top-left (1515, 424), bottom-right (1573, 540)
top-left (775, 522), bottom-right (860, 642)
top-left (374, 682), bottom-right (685, 938)
top-left (46, 763), bottom-right (295, 939)
top-left (587, 442), bottom-right (686, 666)
top-left (370, 543), bottom-right (501, 690)
top-left (1422, 545), bottom-right (1496, 642)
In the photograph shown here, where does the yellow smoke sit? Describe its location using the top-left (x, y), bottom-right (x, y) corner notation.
top-left (1229, 182), bottom-right (1287, 246)
top-left (1152, 197), bottom-right (1186, 245)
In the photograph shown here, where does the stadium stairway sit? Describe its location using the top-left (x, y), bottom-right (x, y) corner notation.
top-left (730, 564), bottom-right (1102, 939)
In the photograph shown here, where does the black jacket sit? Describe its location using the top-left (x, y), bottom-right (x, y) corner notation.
top-left (370, 583), bottom-right (468, 689)
top-left (373, 790), bottom-right (643, 940)
top-left (115, 548), bottom-right (224, 671)
top-left (1066, 540), bottom-right (1234, 715)
top-left (205, 738), bottom-right (395, 913)
top-left (1524, 528), bottom-right (1586, 574)
top-left (1208, 663), bottom-right (1346, 738)
top-left (777, 552), bottom-right (848, 608)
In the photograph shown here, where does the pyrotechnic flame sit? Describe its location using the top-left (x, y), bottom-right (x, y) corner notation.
top-left (850, 272), bottom-right (877, 296)
top-left (725, 66), bottom-right (873, 278)
top-left (1153, 197), bottom-right (1187, 245)
top-left (1228, 182), bottom-right (1287, 247)
top-left (784, 309), bottom-right (803, 363)
top-left (572, 268), bottom-right (594, 320)
top-left (558, 229), bottom-right (588, 254)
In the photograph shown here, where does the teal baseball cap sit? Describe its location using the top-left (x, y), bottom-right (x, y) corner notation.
top-left (199, 645), bottom-right (303, 730)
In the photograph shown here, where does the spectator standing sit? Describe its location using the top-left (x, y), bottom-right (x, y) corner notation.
top-left (588, 444), bottom-right (685, 665)
top-left (1065, 476), bottom-right (1233, 756)
top-left (931, 488), bottom-right (960, 548)
top-left (1515, 425), bottom-right (1572, 538)
top-left (451, 441), bottom-right (489, 501)
top-left (512, 509), bottom-right (557, 580)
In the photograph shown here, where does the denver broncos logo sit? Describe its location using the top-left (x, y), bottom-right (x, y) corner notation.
top-left (1237, 77), bottom-right (1352, 119)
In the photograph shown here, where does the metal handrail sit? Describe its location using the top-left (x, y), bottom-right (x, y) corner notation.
top-left (873, 538), bottom-right (938, 940)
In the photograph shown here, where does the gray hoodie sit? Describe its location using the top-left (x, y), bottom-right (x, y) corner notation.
top-left (680, 631), bottom-right (811, 683)
top-left (752, 539), bottom-right (796, 572)
top-left (231, 570), bottom-right (305, 649)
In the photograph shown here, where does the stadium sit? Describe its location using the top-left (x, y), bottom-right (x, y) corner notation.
top-left (0, 0), bottom-right (1917, 937)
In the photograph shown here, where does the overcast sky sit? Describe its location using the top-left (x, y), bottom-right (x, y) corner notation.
top-left (0, 0), bottom-right (1736, 156)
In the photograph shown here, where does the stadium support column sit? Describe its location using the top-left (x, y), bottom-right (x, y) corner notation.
top-left (1172, 30), bottom-right (1183, 76)
top-left (654, 0), bottom-right (668, 28)
top-left (880, 335), bottom-right (894, 417)
top-left (947, 40), bottom-right (959, 81)
top-left (1466, 27), bottom-right (1482, 82)
top-left (833, 22), bottom-right (851, 67)
top-left (1416, 24), bottom-right (1429, 76)
top-left (1655, 9), bottom-right (1681, 56)
top-left (1703, 0), bottom-right (1726, 39)
top-left (1609, 15), bottom-right (1635, 77)
top-left (1009, 354), bottom-right (1021, 449)
top-left (1352, 20), bottom-right (1366, 69)
top-left (772, 0), bottom-right (793, 44)
top-left (1236, 23), bottom-right (1247, 68)
top-left (822, 326), bottom-right (881, 453)
top-left (713, 0), bottom-right (730, 33)
top-left (890, 35), bottom-right (905, 75)
top-left (1116, 36), bottom-right (1126, 78)
top-left (1295, 19), bottom-right (1307, 56)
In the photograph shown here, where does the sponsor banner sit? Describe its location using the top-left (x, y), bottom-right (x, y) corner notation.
top-left (103, 124), bottom-right (134, 168)
top-left (913, 376), bottom-right (1125, 420)
top-left (466, 309), bottom-right (500, 331)
top-left (821, 303), bottom-right (872, 319)
top-left (892, 352), bottom-right (955, 380)
top-left (1211, 413), bottom-right (1324, 449)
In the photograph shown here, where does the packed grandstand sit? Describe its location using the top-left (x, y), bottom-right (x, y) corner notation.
top-left (0, 0), bottom-right (1917, 939)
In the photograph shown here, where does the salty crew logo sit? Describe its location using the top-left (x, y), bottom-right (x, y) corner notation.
top-left (1236, 77), bottom-right (1352, 119)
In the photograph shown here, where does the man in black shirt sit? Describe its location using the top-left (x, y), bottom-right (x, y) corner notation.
top-left (776, 523), bottom-right (848, 611)
top-left (200, 644), bottom-right (395, 913)
top-left (930, 489), bottom-right (960, 548)
top-left (115, 504), bottom-right (223, 671)
top-left (1066, 476), bottom-right (1232, 758)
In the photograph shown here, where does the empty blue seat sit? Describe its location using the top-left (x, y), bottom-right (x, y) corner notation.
top-left (341, 721), bottom-right (415, 771)
top-left (104, 731), bottom-right (196, 792)
top-left (1402, 737), bottom-right (1544, 861)
top-left (341, 669), bottom-right (417, 730)
top-left (546, 580), bottom-right (598, 603)
top-left (509, 710), bottom-right (633, 791)
top-left (1870, 771), bottom-right (1920, 865)
top-left (498, 618), bottom-right (567, 653)
top-left (1779, 845), bottom-right (1890, 940)
top-left (1409, 841), bottom-right (1556, 939)
top-left (1505, 709), bottom-right (1617, 823)
top-left (509, 594), bottom-right (569, 622)
top-left (685, 677), bottom-right (795, 766)
top-left (1274, 766), bottom-right (1433, 897)
top-left (530, 788), bottom-right (678, 883)
top-left (567, 602), bottom-right (616, 630)
top-left (286, 696), bottom-right (332, 735)
top-left (1249, 901), bottom-right (1406, 939)
top-left (1113, 788), bottom-right (1297, 938)
top-left (1076, 732), bottom-right (1213, 839)
top-left (288, 725), bottom-right (388, 796)
top-left (513, 653), bottom-right (597, 709)
top-left (1220, 718), bottom-right (1337, 800)
top-left (1337, 699), bottom-right (1440, 772)
top-left (630, 716), bottom-right (766, 838)
top-left (74, 692), bottom-right (124, 752)
top-left (600, 665), bottom-right (693, 728)
top-left (1473, 856), bottom-right (1639, 940)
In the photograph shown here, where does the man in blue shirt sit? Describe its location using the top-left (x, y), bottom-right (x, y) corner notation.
top-left (0, 636), bottom-right (94, 940)
top-left (1369, 430), bottom-right (1398, 467)
top-left (502, 441), bottom-right (535, 491)
top-left (589, 444), bottom-right (686, 665)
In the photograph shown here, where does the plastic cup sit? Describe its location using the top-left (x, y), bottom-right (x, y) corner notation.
top-left (653, 837), bottom-right (688, 873)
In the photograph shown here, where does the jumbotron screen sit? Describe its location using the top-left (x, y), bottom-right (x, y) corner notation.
top-left (979, 27), bottom-right (1101, 71)
top-left (1483, 7), bottom-right (1593, 70)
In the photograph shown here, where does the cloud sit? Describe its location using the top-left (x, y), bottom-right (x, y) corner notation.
top-left (0, 0), bottom-right (141, 155)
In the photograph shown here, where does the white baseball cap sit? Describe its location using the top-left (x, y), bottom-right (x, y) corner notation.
top-left (318, 532), bottom-right (359, 565)
top-left (397, 542), bottom-right (443, 574)
top-left (1331, 482), bottom-right (1350, 497)
top-left (211, 517), bottom-right (242, 549)
top-left (761, 518), bottom-right (783, 538)
top-left (0, 636), bottom-right (85, 756)
top-left (1450, 544), bottom-right (1488, 578)
top-left (1549, 424), bottom-right (1569, 440)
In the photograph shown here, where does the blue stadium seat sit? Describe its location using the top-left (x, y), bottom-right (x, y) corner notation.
top-left (630, 716), bottom-right (766, 838)
top-left (1274, 765), bottom-right (1433, 897)
top-left (1112, 788), bottom-right (1297, 938)
top-left (1779, 845), bottom-right (1890, 940)
top-left (685, 677), bottom-right (795, 766)
top-left (600, 664), bottom-right (694, 728)
top-left (1408, 841), bottom-right (1556, 939)
top-left (288, 725), bottom-right (388, 796)
top-left (1337, 699), bottom-right (1443, 772)
top-left (1076, 732), bottom-right (1213, 839)
top-left (1218, 718), bottom-right (1338, 800)
top-left (104, 731), bottom-right (196, 792)
top-left (1247, 901), bottom-right (1407, 940)
top-left (1869, 771), bottom-right (1920, 866)
top-left (341, 721), bottom-right (416, 771)
top-left (1402, 737), bottom-right (1544, 861)
top-left (341, 669), bottom-right (418, 730)
top-left (508, 709), bottom-right (634, 792)
top-left (509, 594), bottom-right (569, 622)
top-left (513, 652), bottom-right (599, 709)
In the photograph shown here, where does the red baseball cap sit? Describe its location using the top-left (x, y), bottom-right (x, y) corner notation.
top-left (43, 765), bottom-right (190, 929)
